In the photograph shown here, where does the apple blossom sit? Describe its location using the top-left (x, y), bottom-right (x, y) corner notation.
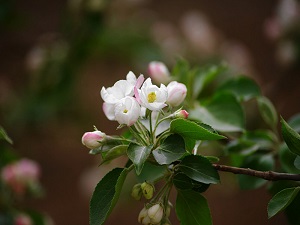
top-left (100, 71), bottom-right (142, 104)
top-left (136, 78), bottom-right (168, 111)
top-left (166, 81), bottom-right (187, 107)
top-left (114, 96), bottom-right (141, 126)
top-left (81, 130), bottom-right (106, 149)
top-left (148, 61), bottom-right (171, 84)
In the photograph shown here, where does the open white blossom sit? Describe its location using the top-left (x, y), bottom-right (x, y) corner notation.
top-left (114, 96), bottom-right (141, 126)
top-left (136, 78), bottom-right (168, 111)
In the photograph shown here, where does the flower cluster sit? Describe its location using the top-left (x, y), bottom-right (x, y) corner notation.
top-left (100, 62), bottom-right (187, 126)
top-left (1, 159), bottom-right (41, 195)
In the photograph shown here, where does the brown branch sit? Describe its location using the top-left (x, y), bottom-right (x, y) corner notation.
top-left (213, 164), bottom-right (300, 181)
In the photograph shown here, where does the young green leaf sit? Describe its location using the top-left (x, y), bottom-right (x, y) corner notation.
top-left (190, 92), bottom-right (245, 132)
top-left (136, 162), bottom-right (167, 183)
top-left (173, 173), bottom-right (210, 193)
top-left (257, 96), bottom-right (278, 128)
top-left (170, 118), bottom-right (225, 141)
top-left (100, 145), bottom-right (128, 165)
top-left (178, 155), bottom-right (220, 184)
top-left (127, 143), bottom-right (152, 175)
top-left (217, 76), bottom-right (261, 101)
top-left (288, 113), bottom-right (300, 133)
top-left (90, 168), bottom-right (128, 225)
top-left (294, 156), bottom-right (300, 170)
top-left (0, 126), bottom-right (13, 144)
top-left (279, 144), bottom-right (300, 174)
top-left (176, 190), bottom-right (212, 225)
top-left (153, 134), bottom-right (186, 165)
top-left (281, 117), bottom-right (300, 156)
top-left (268, 187), bottom-right (300, 218)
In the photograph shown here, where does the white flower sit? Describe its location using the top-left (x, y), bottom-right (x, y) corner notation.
top-left (81, 131), bottom-right (106, 149)
top-left (100, 71), bottom-right (140, 104)
top-left (114, 96), bottom-right (141, 126)
top-left (166, 81), bottom-right (187, 107)
top-left (137, 78), bottom-right (168, 111)
top-left (148, 61), bottom-right (171, 84)
top-left (102, 102), bottom-right (116, 121)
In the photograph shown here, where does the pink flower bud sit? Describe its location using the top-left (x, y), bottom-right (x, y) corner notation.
top-left (175, 110), bottom-right (189, 119)
top-left (82, 131), bottom-right (106, 149)
top-left (1, 159), bottom-right (40, 195)
top-left (14, 214), bottom-right (32, 225)
top-left (166, 81), bottom-right (187, 107)
top-left (148, 61), bottom-right (170, 84)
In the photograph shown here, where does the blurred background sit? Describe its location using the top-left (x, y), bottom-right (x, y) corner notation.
top-left (1, 0), bottom-right (300, 224)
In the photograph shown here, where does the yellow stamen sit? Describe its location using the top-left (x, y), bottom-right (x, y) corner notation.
top-left (123, 109), bottom-right (128, 113)
top-left (147, 92), bottom-right (156, 103)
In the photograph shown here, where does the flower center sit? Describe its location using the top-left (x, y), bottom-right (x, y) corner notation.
top-left (147, 92), bottom-right (156, 103)
top-left (123, 109), bottom-right (128, 113)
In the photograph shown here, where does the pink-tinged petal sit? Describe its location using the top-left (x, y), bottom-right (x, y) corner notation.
top-left (134, 87), bottom-right (142, 104)
top-left (135, 74), bottom-right (145, 89)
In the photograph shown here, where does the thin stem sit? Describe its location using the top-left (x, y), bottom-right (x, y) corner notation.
top-left (136, 120), bottom-right (149, 144)
top-left (129, 126), bottom-right (147, 146)
top-left (113, 137), bottom-right (140, 145)
top-left (149, 111), bottom-right (154, 143)
top-left (213, 164), bottom-right (300, 181)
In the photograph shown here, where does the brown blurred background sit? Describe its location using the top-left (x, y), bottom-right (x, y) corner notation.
top-left (1, 0), bottom-right (300, 224)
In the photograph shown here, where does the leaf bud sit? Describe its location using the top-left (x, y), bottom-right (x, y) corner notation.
top-left (141, 182), bottom-right (154, 200)
top-left (131, 183), bottom-right (142, 200)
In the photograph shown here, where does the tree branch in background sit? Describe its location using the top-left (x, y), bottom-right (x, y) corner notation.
top-left (213, 164), bottom-right (300, 181)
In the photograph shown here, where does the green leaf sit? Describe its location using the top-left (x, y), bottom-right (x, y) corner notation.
top-left (294, 156), bottom-right (300, 170)
top-left (193, 65), bottom-right (225, 98)
top-left (176, 190), bottom-right (212, 225)
top-left (178, 155), bottom-right (220, 184)
top-left (173, 173), bottom-right (210, 193)
top-left (281, 117), bottom-right (300, 156)
top-left (153, 134), bottom-right (186, 165)
top-left (100, 145), bottom-right (128, 165)
top-left (136, 162), bottom-right (167, 183)
top-left (183, 137), bottom-right (196, 153)
top-left (0, 126), bottom-right (13, 144)
top-left (257, 96), bottom-right (278, 128)
top-left (288, 113), bottom-right (300, 133)
top-left (217, 76), bottom-right (261, 101)
top-left (170, 119), bottom-right (225, 141)
top-left (238, 154), bottom-right (274, 190)
top-left (279, 144), bottom-right (300, 174)
top-left (190, 92), bottom-right (245, 132)
top-left (127, 143), bottom-right (152, 175)
top-left (268, 187), bottom-right (300, 218)
top-left (90, 168), bottom-right (128, 225)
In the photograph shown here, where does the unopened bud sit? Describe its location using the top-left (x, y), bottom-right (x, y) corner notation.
top-left (148, 61), bottom-right (171, 84)
top-left (131, 183), bottom-right (142, 200)
top-left (166, 81), bottom-right (187, 107)
top-left (174, 110), bottom-right (189, 119)
top-left (141, 182), bottom-right (154, 200)
top-left (138, 207), bottom-right (150, 224)
top-left (81, 131), bottom-right (106, 149)
top-left (147, 204), bottom-right (164, 224)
